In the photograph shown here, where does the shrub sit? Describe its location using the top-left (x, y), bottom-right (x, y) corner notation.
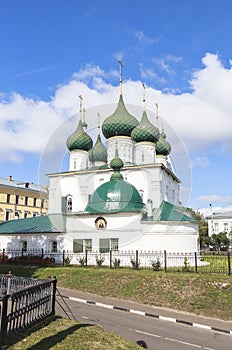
top-left (151, 259), bottom-right (161, 271)
top-left (130, 258), bottom-right (139, 269)
top-left (95, 256), bottom-right (105, 267)
top-left (78, 257), bottom-right (87, 267)
top-left (113, 258), bottom-right (121, 268)
top-left (182, 257), bottom-right (191, 272)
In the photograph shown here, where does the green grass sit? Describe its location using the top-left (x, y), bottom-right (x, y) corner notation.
top-left (1, 264), bottom-right (231, 320)
top-left (4, 316), bottom-right (141, 350)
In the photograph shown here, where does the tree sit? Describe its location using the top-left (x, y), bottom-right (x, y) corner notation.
top-left (188, 209), bottom-right (209, 248)
top-left (210, 232), bottom-right (230, 251)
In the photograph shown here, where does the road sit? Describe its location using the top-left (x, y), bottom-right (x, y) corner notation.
top-left (55, 288), bottom-right (232, 350)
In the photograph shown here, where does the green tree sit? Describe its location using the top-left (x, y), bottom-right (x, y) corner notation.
top-left (210, 232), bottom-right (230, 251)
top-left (188, 209), bottom-right (209, 248)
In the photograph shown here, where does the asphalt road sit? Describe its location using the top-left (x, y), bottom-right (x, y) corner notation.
top-left (55, 288), bottom-right (232, 350)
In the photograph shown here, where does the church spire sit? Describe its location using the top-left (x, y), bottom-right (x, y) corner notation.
top-left (119, 59), bottom-right (123, 96)
top-left (78, 95), bottom-right (83, 122)
top-left (142, 83), bottom-right (146, 111)
top-left (97, 112), bottom-right (101, 135)
top-left (155, 102), bottom-right (159, 129)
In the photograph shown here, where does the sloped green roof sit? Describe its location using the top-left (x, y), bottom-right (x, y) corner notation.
top-left (142, 201), bottom-right (196, 222)
top-left (0, 214), bottom-right (66, 234)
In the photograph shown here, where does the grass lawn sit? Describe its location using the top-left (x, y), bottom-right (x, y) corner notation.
top-left (0, 264), bottom-right (231, 320)
top-left (4, 315), bottom-right (141, 350)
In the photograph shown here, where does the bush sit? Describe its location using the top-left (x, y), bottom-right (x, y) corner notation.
top-left (113, 258), bottom-right (121, 268)
top-left (95, 256), bottom-right (105, 267)
top-left (130, 258), bottom-right (139, 269)
top-left (151, 259), bottom-right (161, 271)
top-left (78, 257), bottom-right (87, 267)
top-left (182, 257), bottom-right (191, 272)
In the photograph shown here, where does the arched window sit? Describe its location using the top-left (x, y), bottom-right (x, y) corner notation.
top-left (51, 241), bottom-right (57, 253)
top-left (20, 241), bottom-right (27, 252)
top-left (67, 196), bottom-right (72, 212)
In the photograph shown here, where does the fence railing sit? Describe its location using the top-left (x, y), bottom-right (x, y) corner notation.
top-left (0, 248), bottom-right (231, 275)
top-left (0, 274), bottom-right (57, 346)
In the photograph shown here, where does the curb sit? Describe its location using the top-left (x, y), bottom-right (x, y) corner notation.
top-left (58, 294), bottom-right (232, 336)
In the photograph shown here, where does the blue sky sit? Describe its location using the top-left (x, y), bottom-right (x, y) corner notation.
top-left (1, 0), bottom-right (232, 214)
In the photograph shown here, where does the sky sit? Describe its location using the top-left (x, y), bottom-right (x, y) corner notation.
top-left (1, 0), bottom-right (232, 215)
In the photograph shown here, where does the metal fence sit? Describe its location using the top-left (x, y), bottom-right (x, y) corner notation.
top-left (0, 248), bottom-right (231, 275)
top-left (0, 274), bottom-right (57, 346)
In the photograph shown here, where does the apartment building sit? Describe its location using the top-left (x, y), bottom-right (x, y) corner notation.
top-left (0, 176), bottom-right (48, 222)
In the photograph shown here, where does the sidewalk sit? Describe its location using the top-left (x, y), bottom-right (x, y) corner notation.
top-left (56, 287), bottom-right (232, 335)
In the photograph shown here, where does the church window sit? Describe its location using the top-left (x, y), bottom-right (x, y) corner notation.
top-left (99, 238), bottom-right (118, 253)
top-left (85, 239), bottom-right (92, 252)
top-left (214, 223), bottom-right (218, 232)
top-left (224, 222), bottom-right (229, 232)
top-left (111, 238), bottom-right (119, 251)
top-left (73, 239), bottom-right (83, 253)
top-left (51, 241), bottom-right (58, 252)
top-left (73, 239), bottom-right (92, 252)
top-left (67, 196), bottom-right (72, 212)
top-left (20, 240), bottom-right (27, 252)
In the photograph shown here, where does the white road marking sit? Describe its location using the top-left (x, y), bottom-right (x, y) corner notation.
top-left (134, 329), bottom-right (216, 350)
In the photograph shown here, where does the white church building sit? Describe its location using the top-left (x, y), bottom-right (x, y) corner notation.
top-left (0, 65), bottom-right (199, 257)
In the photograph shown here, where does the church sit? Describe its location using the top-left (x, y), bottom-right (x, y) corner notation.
top-left (0, 63), bottom-right (199, 256)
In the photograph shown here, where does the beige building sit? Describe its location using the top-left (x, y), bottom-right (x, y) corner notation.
top-left (0, 176), bottom-right (48, 222)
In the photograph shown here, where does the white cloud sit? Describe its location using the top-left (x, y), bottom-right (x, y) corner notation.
top-left (1, 53), bottom-right (232, 166)
top-left (134, 30), bottom-right (160, 44)
top-left (197, 194), bottom-right (232, 203)
top-left (191, 156), bottom-right (210, 168)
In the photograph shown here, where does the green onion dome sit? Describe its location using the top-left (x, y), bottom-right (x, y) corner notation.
top-left (131, 111), bottom-right (160, 143)
top-left (156, 130), bottom-right (171, 156)
top-left (66, 120), bottom-right (93, 152)
top-left (102, 95), bottom-right (138, 139)
top-left (89, 135), bottom-right (107, 163)
top-left (85, 153), bottom-right (144, 214)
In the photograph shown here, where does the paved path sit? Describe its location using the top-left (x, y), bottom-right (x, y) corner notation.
top-left (56, 287), bottom-right (232, 335)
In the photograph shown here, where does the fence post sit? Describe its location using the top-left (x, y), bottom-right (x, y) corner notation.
top-left (2, 248), bottom-right (5, 264)
top-left (194, 252), bottom-right (198, 273)
top-left (135, 250), bottom-right (139, 270)
top-left (227, 251), bottom-right (231, 275)
top-left (62, 250), bottom-right (65, 266)
top-left (0, 292), bottom-right (9, 345)
top-left (110, 250), bottom-right (112, 269)
top-left (41, 248), bottom-right (44, 264)
top-left (85, 250), bottom-right (88, 267)
top-left (51, 278), bottom-right (57, 315)
top-left (164, 250), bottom-right (167, 272)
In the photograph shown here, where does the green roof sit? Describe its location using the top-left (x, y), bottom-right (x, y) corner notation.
top-left (102, 95), bottom-right (138, 139)
top-left (156, 130), bottom-right (171, 156)
top-left (131, 110), bottom-right (160, 143)
top-left (89, 134), bottom-right (107, 163)
top-left (0, 214), bottom-right (66, 234)
top-left (142, 201), bottom-right (196, 222)
top-left (85, 179), bottom-right (145, 214)
top-left (66, 120), bottom-right (93, 152)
